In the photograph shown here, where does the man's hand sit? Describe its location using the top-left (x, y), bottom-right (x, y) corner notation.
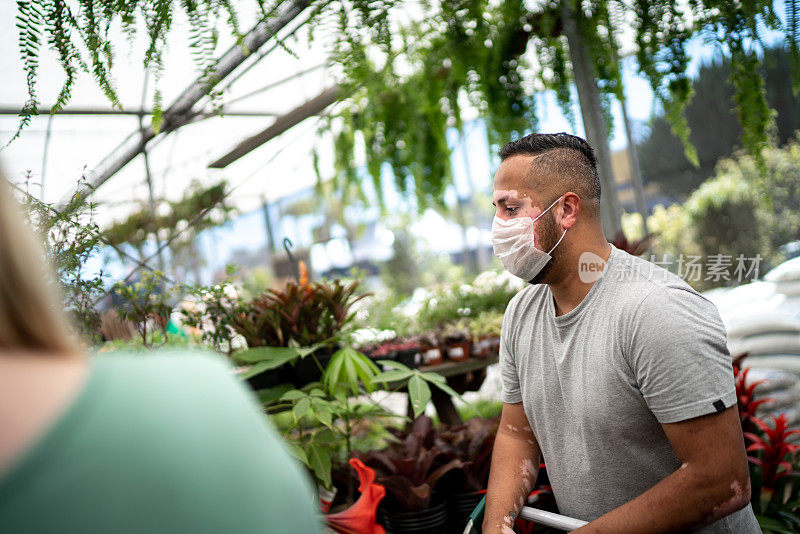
top-left (483, 402), bottom-right (541, 534)
top-left (572, 405), bottom-right (751, 533)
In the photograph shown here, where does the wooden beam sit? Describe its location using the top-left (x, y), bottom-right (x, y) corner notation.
top-left (208, 86), bottom-right (340, 169)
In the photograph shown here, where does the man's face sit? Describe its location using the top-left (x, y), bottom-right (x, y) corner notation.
top-left (492, 155), bottom-right (565, 284)
top-left (492, 155), bottom-right (539, 221)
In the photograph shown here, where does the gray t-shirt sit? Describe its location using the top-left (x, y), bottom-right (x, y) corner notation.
top-left (500, 244), bottom-right (760, 532)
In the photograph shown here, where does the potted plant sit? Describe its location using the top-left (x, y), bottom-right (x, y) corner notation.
top-left (744, 413), bottom-right (800, 530)
top-left (370, 339), bottom-right (423, 369)
top-left (440, 324), bottom-right (471, 363)
top-left (230, 266), bottom-right (368, 388)
top-left (467, 310), bottom-right (504, 359)
top-left (414, 332), bottom-right (443, 366)
top-left (265, 347), bottom-right (397, 506)
top-left (358, 416), bottom-right (465, 533)
top-left (436, 417), bottom-right (499, 531)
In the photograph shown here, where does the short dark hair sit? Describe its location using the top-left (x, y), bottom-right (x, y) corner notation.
top-left (498, 132), bottom-right (601, 215)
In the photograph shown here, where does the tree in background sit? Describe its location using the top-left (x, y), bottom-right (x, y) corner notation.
top-left (645, 137), bottom-right (800, 290)
top-left (639, 47), bottom-right (800, 199)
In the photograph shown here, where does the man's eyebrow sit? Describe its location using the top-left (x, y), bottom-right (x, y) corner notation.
top-left (492, 196), bottom-right (508, 207)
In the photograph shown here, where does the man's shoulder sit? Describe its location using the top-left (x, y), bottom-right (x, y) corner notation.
top-left (609, 248), bottom-right (706, 306)
top-left (506, 283), bottom-right (548, 315)
top-left (609, 252), bottom-right (722, 328)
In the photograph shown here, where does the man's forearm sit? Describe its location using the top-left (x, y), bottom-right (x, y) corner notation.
top-left (572, 463), bottom-right (751, 533)
top-left (483, 429), bottom-right (540, 534)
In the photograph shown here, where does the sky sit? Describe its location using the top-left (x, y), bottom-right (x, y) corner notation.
top-left (0, 1), bottom-right (769, 284)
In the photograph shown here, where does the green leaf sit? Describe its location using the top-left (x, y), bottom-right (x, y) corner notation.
top-left (239, 360), bottom-right (280, 380)
top-left (310, 398), bottom-right (334, 427)
top-left (280, 390), bottom-right (307, 401)
top-left (322, 348), bottom-right (346, 392)
top-left (756, 514), bottom-right (795, 533)
top-left (314, 428), bottom-right (339, 445)
top-left (234, 344), bottom-right (321, 365)
top-left (376, 359), bottom-right (412, 372)
top-left (351, 352), bottom-right (380, 393)
top-left (292, 397), bottom-right (311, 422)
top-left (331, 383), bottom-right (348, 403)
top-left (235, 346), bottom-right (301, 366)
top-left (342, 350), bottom-right (359, 394)
top-left (371, 369), bottom-right (413, 383)
top-left (285, 442), bottom-right (308, 466)
top-left (408, 375), bottom-right (431, 418)
top-left (255, 384), bottom-right (294, 405)
top-left (323, 346), bottom-right (372, 395)
top-left (421, 371), bottom-right (446, 383)
top-left (420, 371), bottom-right (482, 417)
top-left (306, 443), bottom-right (332, 489)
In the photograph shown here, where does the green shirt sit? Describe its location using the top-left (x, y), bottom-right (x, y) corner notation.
top-left (0, 350), bottom-right (321, 533)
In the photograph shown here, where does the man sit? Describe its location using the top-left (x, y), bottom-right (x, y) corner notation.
top-left (483, 133), bottom-right (759, 533)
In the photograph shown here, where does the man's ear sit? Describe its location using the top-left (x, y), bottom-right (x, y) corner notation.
top-left (560, 192), bottom-right (580, 229)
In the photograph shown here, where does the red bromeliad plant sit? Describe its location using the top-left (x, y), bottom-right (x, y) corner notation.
top-left (746, 414), bottom-right (800, 490)
top-left (733, 355), bottom-right (800, 531)
top-left (744, 413), bottom-right (800, 531)
top-left (232, 277), bottom-right (367, 349)
top-left (733, 361), bottom-right (772, 434)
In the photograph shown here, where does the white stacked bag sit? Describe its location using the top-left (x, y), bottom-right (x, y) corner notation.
top-left (727, 310), bottom-right (800, 373)
top-left (704, 256), bottom-right (800, 432)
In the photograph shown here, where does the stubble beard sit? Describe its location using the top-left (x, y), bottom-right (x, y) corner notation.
top-left (529, 211), bottom-right (562, 285)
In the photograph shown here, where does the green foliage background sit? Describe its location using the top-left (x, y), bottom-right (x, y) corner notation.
top-left (644, 137), bottom-right (800, 289)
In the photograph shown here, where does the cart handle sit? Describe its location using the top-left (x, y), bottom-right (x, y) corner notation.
top-left (464, 500), bottom-right (589, 533)
top-left (518, 505), bottom-right (588, 531)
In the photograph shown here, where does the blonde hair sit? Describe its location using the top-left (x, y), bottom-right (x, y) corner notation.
top-left (0, 170), bottom-right (82, 356)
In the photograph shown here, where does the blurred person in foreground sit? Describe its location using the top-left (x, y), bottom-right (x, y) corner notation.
top-left (484, 133), bottom-right (759, 533)
top-left (0, 171), bottom-right (321, 533)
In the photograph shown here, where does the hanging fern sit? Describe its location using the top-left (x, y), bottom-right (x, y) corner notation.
top-left (326, 0), bottom-right (535, 210)
top-left (10, 0), bottom-right (800, 210)
top-left (695, 0), bottom-right (788, 169)
top-left (6, 0), bottom-right (258, 147)
top-left (13, 0), bottom-right (45, 147)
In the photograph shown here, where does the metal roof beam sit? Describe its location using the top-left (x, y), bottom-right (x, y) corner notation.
top-left (58, 0), bottom-right (311, 211)
top-left (208, 86), bottom-right (339, 169)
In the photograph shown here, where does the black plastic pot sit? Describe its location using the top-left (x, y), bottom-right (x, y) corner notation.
top-left (245, 363), bottom-right (291, 390)
top-left (395, 348), bottom-right (421, 369)
top-left (244, 348), bottom-right (332, 391)
top-left (288, 350), bottom-right (333, 388)
top-left (447, 491), bottom-right (484, 534)
top-left (379, 500), bottom-right (448, 534)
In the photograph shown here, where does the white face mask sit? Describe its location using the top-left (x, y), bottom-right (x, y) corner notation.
top-left (491, 195), bottom-right (567, 282)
